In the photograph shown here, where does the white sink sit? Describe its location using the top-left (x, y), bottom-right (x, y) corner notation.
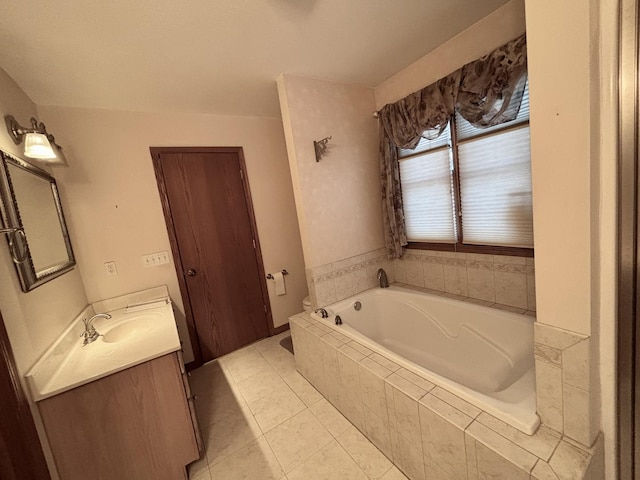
top-left (26, 295), bottom-right (182, 402)
top-left (102, 314), bottom-right (162, 343)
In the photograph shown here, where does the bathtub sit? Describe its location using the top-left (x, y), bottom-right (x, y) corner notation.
top-left (310, 285), bottom-right (539, 434)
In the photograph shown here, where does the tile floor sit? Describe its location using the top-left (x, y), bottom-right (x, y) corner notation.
top-left (187, 331), bottom-right (408, 480)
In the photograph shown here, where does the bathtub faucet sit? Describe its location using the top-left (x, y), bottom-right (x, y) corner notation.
top-left (377, 268), bottom-right (389, 288)
top-left (315, 308), bottom-right (329, 318)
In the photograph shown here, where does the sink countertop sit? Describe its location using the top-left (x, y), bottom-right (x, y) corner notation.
top-left (26, 288), bottom-right (182, 402)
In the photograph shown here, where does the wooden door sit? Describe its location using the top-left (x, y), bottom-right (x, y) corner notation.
top-left (0, 310), bottom-right (51, 480)
top-left (152, 147), bottom-right (271, 364)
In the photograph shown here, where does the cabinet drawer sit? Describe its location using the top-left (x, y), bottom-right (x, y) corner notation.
top-left (188, 396), bottom-right (204, 455)
top-left (174, 351), bottom-right (202, 455)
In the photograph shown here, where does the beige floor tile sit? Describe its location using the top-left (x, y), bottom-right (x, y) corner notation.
top-left (282, 371), bottom-right (324, 406)
top-left (265, 409), bottom-right (334, 472)
top-left (236, 368), bottom-right (289, 404)
top-left (287, 441), bottom-right (369, 480)
top-left (192, 339), bottom-right (405, 480)
top-left (224, 351), bottom-right (274, 383)
top-left (380, 466), bottom-right (409, 480)
top-left (219, 344), bottom-right (258, 363)
top-left (203, 402), bottom-right (263, 466)
top-left (309, 398), bottom-right (352, 437)
top-left (188, 466), bottom-right (211, 480)
top-left (253, 332), bottom-right (292, 352)
top-left (261, 344), bottom-right (297, 376)
top-left (249, 386), bottom-right (307, 432)
top-left (195, 382), bottom-right (249, 429)
top-left (208, 437), bottom-right (284, 480)
top-left (187, 454), bottom-right (210, 480)
top-left (336, 426), bottom-right (393, 480)
top-left (189, 360), bottom-right (232, 395)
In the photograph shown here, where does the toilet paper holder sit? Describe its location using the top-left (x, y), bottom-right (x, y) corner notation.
top-left (266, 269), bottom-right (289, 280)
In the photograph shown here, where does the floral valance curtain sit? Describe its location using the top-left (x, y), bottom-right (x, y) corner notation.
top-left (379, 71), bottom-right (461, 149)
top-left (379, 34), bottom-right (528, 259)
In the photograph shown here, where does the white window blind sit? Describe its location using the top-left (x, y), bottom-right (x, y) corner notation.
top-left (397, 81), bottom-right (532, 250)
top-left (457, 125), bottom-right (533, 247)
top-left (399, 148), bottom-right (457, 243)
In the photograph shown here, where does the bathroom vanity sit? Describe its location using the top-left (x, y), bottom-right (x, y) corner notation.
top-left (26, 287), bottom-right (202, 480)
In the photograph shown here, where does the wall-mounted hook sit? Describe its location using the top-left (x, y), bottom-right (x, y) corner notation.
top-left (313, 136), bottom-right (332, 162)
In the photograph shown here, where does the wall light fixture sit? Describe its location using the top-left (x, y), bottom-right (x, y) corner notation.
top-left (4, 115), bottom-right (68, 166)
top-left (313, 136), bottom-right (332, 162)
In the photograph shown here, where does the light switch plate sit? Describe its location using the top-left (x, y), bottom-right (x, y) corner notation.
top-left (142, 251), bottom-right (170, 267)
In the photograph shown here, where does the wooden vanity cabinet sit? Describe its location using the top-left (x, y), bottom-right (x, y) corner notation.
top-left (38, 352), bottom-right (202, 480)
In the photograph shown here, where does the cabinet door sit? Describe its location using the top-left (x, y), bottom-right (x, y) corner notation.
top-left (39, 353), bottom-right (198, 480)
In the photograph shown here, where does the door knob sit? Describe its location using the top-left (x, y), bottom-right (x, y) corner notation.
top-left (187, 269), bottom-right (196, 276)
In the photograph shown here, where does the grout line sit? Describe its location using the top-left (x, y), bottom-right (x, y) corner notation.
top-left (338, 432), bottom-right (392, 480)
top-left (261, 431), bottom-right (288, 476)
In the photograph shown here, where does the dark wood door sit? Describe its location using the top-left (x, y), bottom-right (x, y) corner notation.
top-left (0, 310), bottom-right (51, 480)
top-left (152, 148), bottom-right (271, 363)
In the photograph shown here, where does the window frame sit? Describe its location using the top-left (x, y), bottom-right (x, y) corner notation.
top-left (401, 116), bottom-right (534, 258)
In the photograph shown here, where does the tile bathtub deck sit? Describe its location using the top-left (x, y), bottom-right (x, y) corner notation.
top-left (187, 331), bottom-right (407, 480)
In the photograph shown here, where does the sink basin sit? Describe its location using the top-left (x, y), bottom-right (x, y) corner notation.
top-left (102, 316), bottom-right (160, 343)
top-left (26, 289), bottom-right (182, 402)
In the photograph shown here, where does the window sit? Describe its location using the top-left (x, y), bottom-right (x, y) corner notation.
top-left (398, 83), bottom-right (533, 255)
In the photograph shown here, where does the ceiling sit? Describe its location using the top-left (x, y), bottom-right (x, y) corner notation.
top-left (0, 0), bottom-right (510, 117)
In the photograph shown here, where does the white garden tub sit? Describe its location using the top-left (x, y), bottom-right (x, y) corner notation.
top-left (311, 285), bottom-right (539, 434)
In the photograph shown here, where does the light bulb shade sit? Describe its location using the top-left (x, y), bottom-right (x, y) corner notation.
top-left (49, 142), bottom-right (68, 167)
top-left (24, 133), bottom-right (56, 159)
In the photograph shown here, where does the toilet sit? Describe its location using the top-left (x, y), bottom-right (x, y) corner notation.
top-left (302, 296), bottom-right (312, 313)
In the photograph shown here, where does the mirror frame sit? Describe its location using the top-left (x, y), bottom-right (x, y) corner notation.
top-left (0, 150), bottom-right (75, 292)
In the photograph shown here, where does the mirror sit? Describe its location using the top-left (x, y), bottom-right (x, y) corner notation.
top-left (0, 150), bottom-right (75, 292)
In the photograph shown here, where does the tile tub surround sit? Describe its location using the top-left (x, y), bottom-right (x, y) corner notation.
top-left (290, 313), bottom-right (604, 479)
top-left (186, 331), bottom-right (408, 480)
top-left (394, 250), bottom-right (536, 311)
top-left (534, 323), bottom-right (599, 449)
top-left (307, 248), bottom-right (395, 309)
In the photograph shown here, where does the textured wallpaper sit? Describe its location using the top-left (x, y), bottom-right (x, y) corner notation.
top-left (279, 75), bottom-right (385, 269)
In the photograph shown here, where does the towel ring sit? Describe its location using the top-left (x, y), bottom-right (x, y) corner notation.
top-left (0, 227), bottom-right (27, 264)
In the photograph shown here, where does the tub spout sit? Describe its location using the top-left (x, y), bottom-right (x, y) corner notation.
top-left (314, 308), bottom-right (329, 318)
top-left (377, 268), bottom-right (389, 288)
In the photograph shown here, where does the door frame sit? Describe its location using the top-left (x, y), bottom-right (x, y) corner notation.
top-left (151, 146), bottom-right (275, 369)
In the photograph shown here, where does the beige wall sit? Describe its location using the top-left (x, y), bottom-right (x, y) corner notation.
top-left (527, 0), bottom-right (616, 475)
top-left (374, 0), bottom-right (526, 109)
top-left (277, 75), bottom-right (384, 270)
top-left (0, 70), bottom-right (88, 375)
top-left (37, 106), bottom-right (307, 362)
top-left (525, 0), bottom-right (596, 337)
top-left (0, 67), bottom-right (88, 480)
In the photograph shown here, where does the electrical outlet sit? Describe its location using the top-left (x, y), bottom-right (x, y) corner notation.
top-left (142, 251), bottom-right (170, 267)
top-left (104, 261), bottom-right (118, 276)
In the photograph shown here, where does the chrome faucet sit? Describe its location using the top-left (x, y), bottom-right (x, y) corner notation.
top-left (314, 308), bottom-right (329, 319)
top-left (377, 268), bottom-right (389, 288)
top-left (81, 313), bottom-right (111, 346)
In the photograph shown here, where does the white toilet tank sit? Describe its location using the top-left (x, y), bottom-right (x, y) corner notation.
top-left (302, 296), bottom-right (312, 313)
